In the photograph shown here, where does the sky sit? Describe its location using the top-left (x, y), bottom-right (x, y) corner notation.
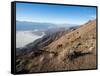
top-left (16, 2), bottom-right (96, 25)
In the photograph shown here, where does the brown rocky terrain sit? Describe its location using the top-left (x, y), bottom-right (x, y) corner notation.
top-left (16, 19), bottom-right (97, 73)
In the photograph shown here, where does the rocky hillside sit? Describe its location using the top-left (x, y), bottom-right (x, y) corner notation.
top-left (16, 20), bottom-right (97, 73)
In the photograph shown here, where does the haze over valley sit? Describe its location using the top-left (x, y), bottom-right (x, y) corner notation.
top-left (16, 21), bottom-right (78, 48)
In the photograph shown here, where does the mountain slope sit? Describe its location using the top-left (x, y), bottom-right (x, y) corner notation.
top-left (16, 20), bottom-right (97, 73)
top-left (45, 20), bottom-right (96, 52)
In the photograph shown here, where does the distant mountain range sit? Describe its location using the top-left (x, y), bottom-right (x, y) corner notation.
top-left (16, 20), bottom-right (78, 31)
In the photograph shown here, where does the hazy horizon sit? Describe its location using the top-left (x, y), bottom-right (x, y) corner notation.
top-left (16, 2), bottom-right (96, 25)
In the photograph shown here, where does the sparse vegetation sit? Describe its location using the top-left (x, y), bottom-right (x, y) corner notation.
top-left (16, 20), bottom-right (97, 73)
